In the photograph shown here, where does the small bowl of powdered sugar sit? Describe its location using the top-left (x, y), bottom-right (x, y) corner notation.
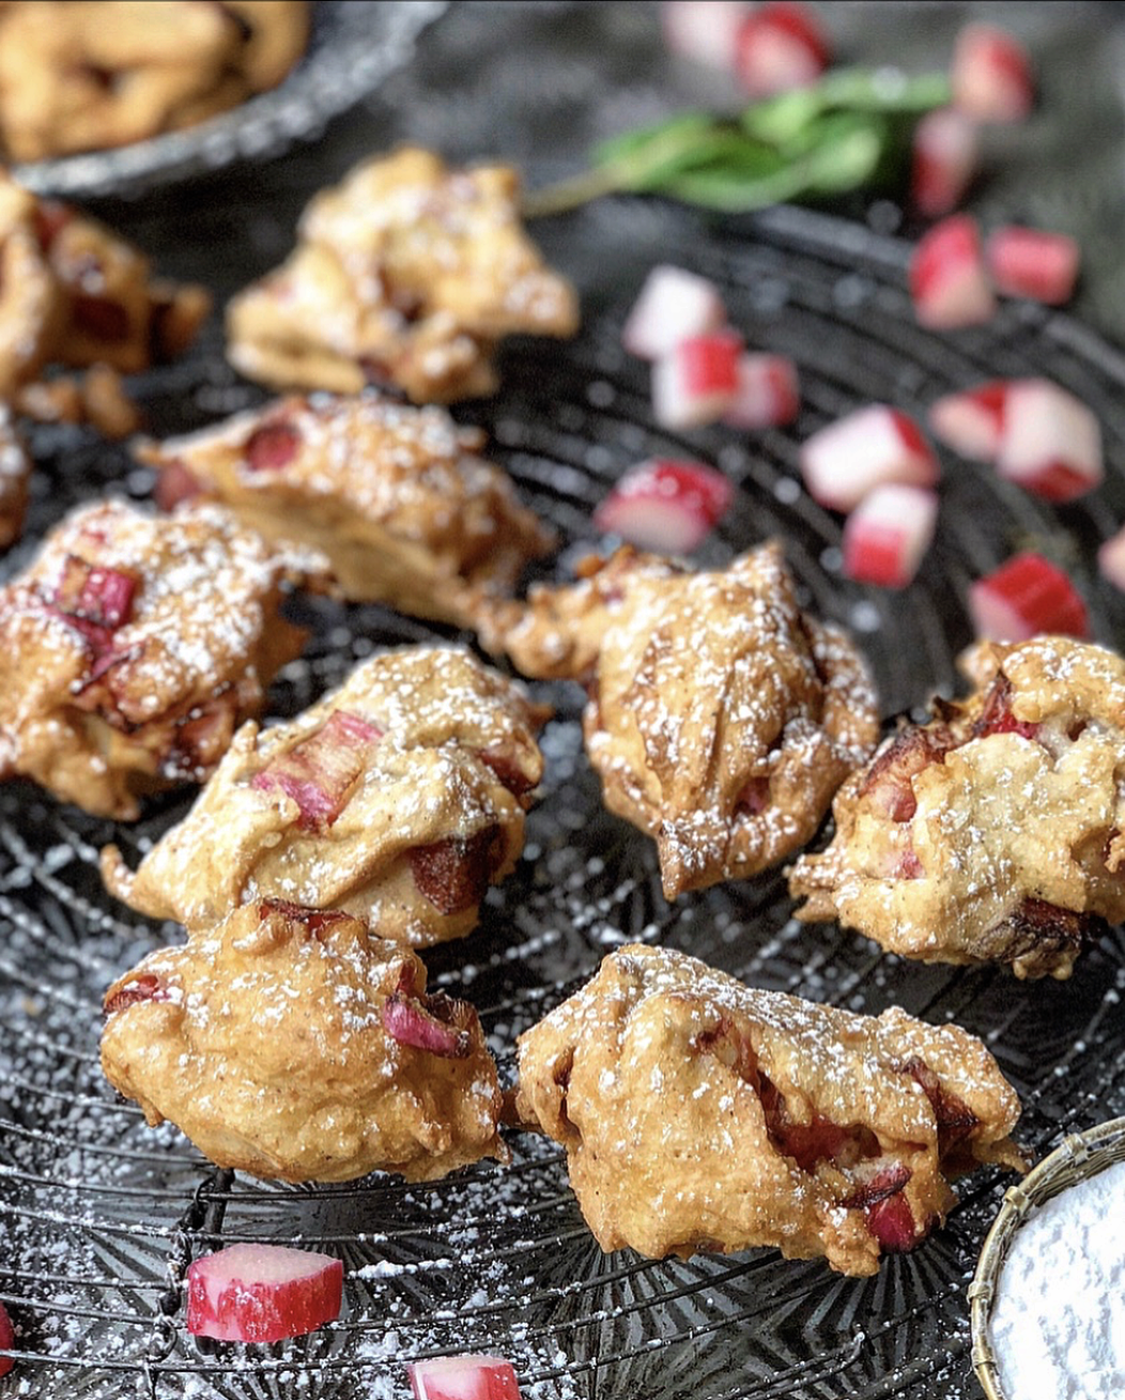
top-left (969, 1115), bottom-right (1125, 1400)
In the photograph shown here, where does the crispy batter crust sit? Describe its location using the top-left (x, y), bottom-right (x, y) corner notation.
top-left (789, 636), bottom-right (1125, 978)
top-left (0, 498), bottom-right (328, 819)
top-left (514, 944), bottom-right (1023, 1276)
top-left (102, 645), bottom-right (546, 947)
top-left (101, 900), bottom-right (506, 1183)
top-left (226, 146), bottom-right (579, 404)
top-left (482, 542), bottom-right (879, 898)
top-left (137, 391), bottom-right (555, 622)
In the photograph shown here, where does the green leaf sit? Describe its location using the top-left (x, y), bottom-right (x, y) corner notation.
top-left (521, 65), bottom-right (951, 219)
top-left (591, 111), bottom-right (714, 166)
top-left (742, 68), bottom-right (951, 146)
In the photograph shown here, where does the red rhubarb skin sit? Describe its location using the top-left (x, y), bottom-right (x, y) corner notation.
top-left (409, 1355), bottom-right (523, 1400)
top-left (186, 1248), bottom-right (343, 1343)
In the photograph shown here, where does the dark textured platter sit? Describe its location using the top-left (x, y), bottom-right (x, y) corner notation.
top-left (1, 196), bottom-right (1125, 1400)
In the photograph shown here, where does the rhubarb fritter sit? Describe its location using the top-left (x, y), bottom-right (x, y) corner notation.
top-left (514, 944), bottom-right (1023, 1276)
top-left (101, 899), bottom-right (505, 1183)
top-left (0, 498), bottom-right (327, 819)
top-left (0, 2), bottom-right (308, 161)
top-left (789, 636), bottom-right (1125, 979)
top-left (102, 645), bottom-right (546, 947)
top-left (226, 146), bottom-right (579, 404)
top-left (0, 170), bottom-right (209, 432)
top-left (138, 391), bottom-right (554, 622)
top-left (481, 542), bottom-right (879, 898)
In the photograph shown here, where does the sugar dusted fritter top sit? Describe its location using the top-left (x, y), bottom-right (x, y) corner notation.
top-left (102, 644), bottom-right (546, 947)
top-left (789, 635), bottom-right (1125, 978)
top-left (138, 391), bottom-right (555, 622)
top-left (101, 898), bottom-right (506, 1183)
top-left (0, 497), bottom-right (328, 819)
top-left (515, 943), bottom-right (1023, 1276)
top-left (482, 541), bottom-right (879, 898)
top-left (226, 146), bottom-right (579, 404)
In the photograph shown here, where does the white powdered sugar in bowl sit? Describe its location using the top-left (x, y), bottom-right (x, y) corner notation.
top-left (987, 1156), bottom-right (1125, 1400)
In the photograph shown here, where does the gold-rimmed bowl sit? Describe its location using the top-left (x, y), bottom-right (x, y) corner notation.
top-left (969, 1115), bottom-right (1125, 1400)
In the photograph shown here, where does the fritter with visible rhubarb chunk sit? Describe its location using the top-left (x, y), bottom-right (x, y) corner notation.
top-left (0, 498), bottom-right (328, 819)
top-left (102, 644), bottom-right (546, 947)
top-left (789, 636), bottom-right (1125, 979)
top-left (138, 391), bottom-right (554, 623)
top-left (226, 146), bottom-right (579, 404)
top-left (102, 898), bottom-right (506, 1183)
top-left (479, 541), bottom-right (879, 898)
top-left (514, 944), bottom-right (1024, 1276)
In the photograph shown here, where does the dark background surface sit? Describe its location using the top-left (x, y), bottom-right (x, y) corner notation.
top-left (4, 4), bottom-right (1125, 1399)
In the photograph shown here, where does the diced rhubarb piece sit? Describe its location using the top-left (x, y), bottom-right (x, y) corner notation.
top-left (252, 710), bottom-right (383, 829)
top-left (0, 1299), bottom-right (14, 1377)
top-left (968, 552), bottom-right (1089, 642)
top-left (660, 0), bottom-right (750, 71)
top-left (652, 330), bottom-right (742, 429)
top-left (986, 225), bottom-right (1080, 305)
top-left (910, 107), bottom-right (979, 219)
top-left (478, 745), bottom-right (537, 798)
top-left (103, 972), bottom-right (169, 1016)
top-left (408, 826), bottom-right (500, 915)
top-left (927, 380), bottom-right (1008, 461)
top-left (257, 899), bottom-right (353, 939)
top-left (409, 1354), bottom-right (523, 1400)
top-left (842, 483), bottom-right (938, 590)
top-left (593, 458), bottom-right (733, 553)
top-left (893, 846), bottom-right (925, 880)
top-left (768, 1111), bottom-right (855, 1174)
top-left (859, 723), bottom-right (958, 822)
top-left (33, 198), bottom-right (74, 251)
top-left (951, 23), bottom-right (1034, 124)
top-left (734, 1), bottom-right (829, 99)
top-left (244, 419), bottom-right (302, 473)
top-left (736, 775), bottom-right (770, 815)
top-left (899, 1056), bottom-right (979, 1144)
top-left (973, 674), bottom-right (1040, 741)
top-left (56, 557), bottom-right (138, 630)
top-left (841, 1160), bottom-right (913, 1210)
top-left (621, 264), bottom-right (727, 361)
top-left (994, 378), bottom-right (1102, 502)
top-left (186, 1242), bottom-right (343, 1343)
top-left (799, 404), bottom-right (938, 513)
top-left (910, 214), bottom-right (996, 330)
top-left (865, 1191), bottom-right (919, 1252)
top-left (1097, 526), bottom-right (1125, 592)
top-left (153, 458), bottom-right (204, 510)
top-left (723, 352), bottom-right (800, 430)
top-left (382, 965), bottom-right (473, 1059)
